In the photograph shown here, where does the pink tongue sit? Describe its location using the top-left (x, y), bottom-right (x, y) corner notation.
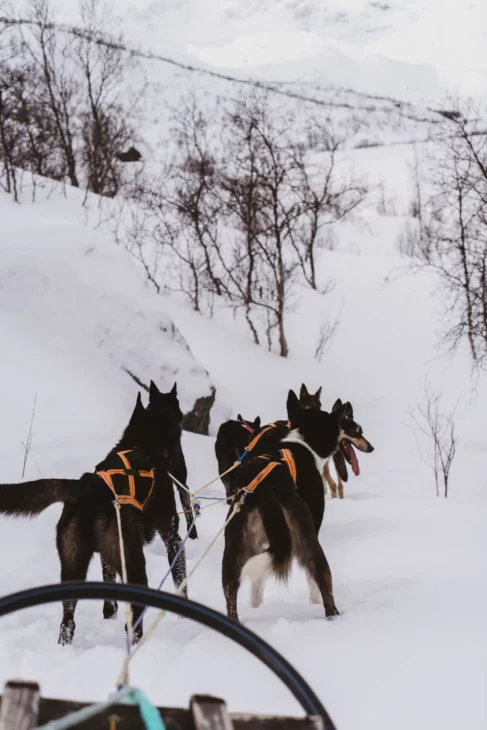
top-left (349, 444), bottom-right (360, 476)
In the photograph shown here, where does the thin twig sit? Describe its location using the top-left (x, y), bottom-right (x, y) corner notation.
top-left (21, 393), bottom-right (37, 478)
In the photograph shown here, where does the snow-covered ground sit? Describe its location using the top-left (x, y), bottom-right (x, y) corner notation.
top-left (0, 174), bottom-right (486, 730)
top-left (1, 1), bottom-right (487, 728)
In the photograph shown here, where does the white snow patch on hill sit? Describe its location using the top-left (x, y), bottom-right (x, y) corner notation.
top-left (0, 190), bottom-right (216, 482)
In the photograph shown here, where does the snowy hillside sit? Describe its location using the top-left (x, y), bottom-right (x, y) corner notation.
top-left (46, 0), bottom-right (487, 103)
top-left (0, 188), bottom-right (218, 483)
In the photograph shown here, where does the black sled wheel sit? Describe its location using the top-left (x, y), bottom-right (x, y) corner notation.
top-left (0, 581), bottom-right (337, 728)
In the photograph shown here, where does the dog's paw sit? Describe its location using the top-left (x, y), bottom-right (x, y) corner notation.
top-left (126, 623), bottom-right (143, 645)
top-left (103, 600), bottom-right (118, 620)
top-left (58, 620), bottom-right (75, 645)
top-left (325, 605), bottom-right (340, 619)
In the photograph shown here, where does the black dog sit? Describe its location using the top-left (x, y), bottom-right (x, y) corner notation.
top-left (215, 414), bottom-right (261, 500)
top-left (0, 392), bottom-right (187, 645)
top-left (100, 380), bottom-right (196, 622)
top-left (221, 390), bottom-right (374, 620)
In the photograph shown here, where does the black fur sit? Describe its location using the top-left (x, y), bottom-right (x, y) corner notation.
top-left (245, 420), bottom-right (290, 457)
top-left (214, 415), bottom-right (261, 499)
top-left (147, 380), bottom-right (197, 540)
top-left (221, 389), bottom-right (354, 622)
top-left (299, 385), bottom-right (349, 483)
top-left (0, 392), bottom-right (187, 646)
top-left (299, 383), bottom-right (322, 410)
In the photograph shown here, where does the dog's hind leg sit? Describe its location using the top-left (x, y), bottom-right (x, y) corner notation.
top-left (249, 571), bottom-right (266, 608)
top-left (243, 551), bottom-right (272, 608)
top-left (101, 556), bottom-right (118, 620)
top-left (306, 571), bottom-right (322, 604)
top-left (56, 512), bottom-right (94, 646)
top-left (123, 542), bottom-right (149, 644)
top-left (304, 544), bottom-right (339, 618)
top-left (103, 520), bottom-right (149, 644)
top-left (287, 495), bottom-right (339, 618)
top-left (159, 517), bottom-right (187, 598)
top-left (222, 512), bottom-right (247, 621)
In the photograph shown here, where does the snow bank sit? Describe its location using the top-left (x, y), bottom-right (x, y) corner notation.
top-left (0, 190), bottom-right (216, 480)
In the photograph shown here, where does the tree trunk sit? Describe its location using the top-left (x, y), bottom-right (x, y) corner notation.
top-left (278, 316), bottom-right (288, 358)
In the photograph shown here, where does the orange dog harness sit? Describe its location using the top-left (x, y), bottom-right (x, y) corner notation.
top-left (96, 449), bottom-right (155, 511)
top-left (244, 448), bottom-right (297, 494)
top-left (245, 420), bottom-right (291, 454)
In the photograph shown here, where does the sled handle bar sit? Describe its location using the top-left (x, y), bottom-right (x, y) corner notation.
top-left (0, 582), bottom-right (337, 728)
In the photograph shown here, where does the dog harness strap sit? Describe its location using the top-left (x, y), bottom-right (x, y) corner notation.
top-left (245, 422), bottom-right (281, 452)
top-left (97, 470), bottom-right (116, 495)
top-left (96, 450), bottom-right (155, 511)
top-left (245, 420), bottom-right (292, 454)
top-left (280, 449), bottom-right (297, 485)
top-left (117, 450), bottom-right (136, 499)
top-left (243, 461), bottom-right (280, 493)
top-left (243, 447), bottom-right (298, 495)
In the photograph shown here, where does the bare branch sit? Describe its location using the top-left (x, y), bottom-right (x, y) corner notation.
top-left (21, 393), bottom-right (37, 479)
top-left (409, 379), bottom-right (458, 498)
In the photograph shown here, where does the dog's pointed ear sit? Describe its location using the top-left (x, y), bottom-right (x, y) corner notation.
top-left (170, 382), bottom-right (178, 397)
top-left (237, 413), bottom-right (243, 422)
top-left (149, 380), bottom-right (160, 402)
top-left (332, 398), bottom-right (343, 413)
top-left (299, 383), bottom-right (309, 400)
top-left (315, 386), bottom-right (322, 401)
top-left (254, 416), bottom-right (261, 429)
top-left (332, 402), bottom-right (348, 424)
top-left (345, 401), bottom-right (354, 419)
top-left (287, 389), bottom-right (302, 426)
top-left (130, 391), bottom-right (145, 423)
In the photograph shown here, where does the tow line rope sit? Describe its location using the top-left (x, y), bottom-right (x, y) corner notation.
top-left (114, 459), bottom-right (249, 690)
top-left (116, 494), bottom-right (246, 683)
top-left (168, 457), bottom-right (243, 500)
top-left (113, 498), bottom-right (134, 682)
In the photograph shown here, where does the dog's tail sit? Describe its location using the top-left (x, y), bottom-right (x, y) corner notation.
top-left (242, 488), bottom-right (294, 585)
top-left (0, 478), bottom-right (96, 518)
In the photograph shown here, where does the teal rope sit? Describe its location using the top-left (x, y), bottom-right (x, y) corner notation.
top-left (35, 686), bottom-right (165, 730)
top-left (124, 689), bottom-right (166, 730)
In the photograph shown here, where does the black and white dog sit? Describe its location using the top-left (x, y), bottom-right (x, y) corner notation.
top-left (221, 390), bottom-right (374, 621)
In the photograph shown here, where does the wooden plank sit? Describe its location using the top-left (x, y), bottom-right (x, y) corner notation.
top-left (0, 681), bottom-right (40, 730)
top-left (191, 694), bottom-right (233, 730)
top-left (37, 699), bottom-right (193, 730)
top-left (233, 716), bottom-right (323, 730)
top-left (0, 694), bottom-right (321, 730)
